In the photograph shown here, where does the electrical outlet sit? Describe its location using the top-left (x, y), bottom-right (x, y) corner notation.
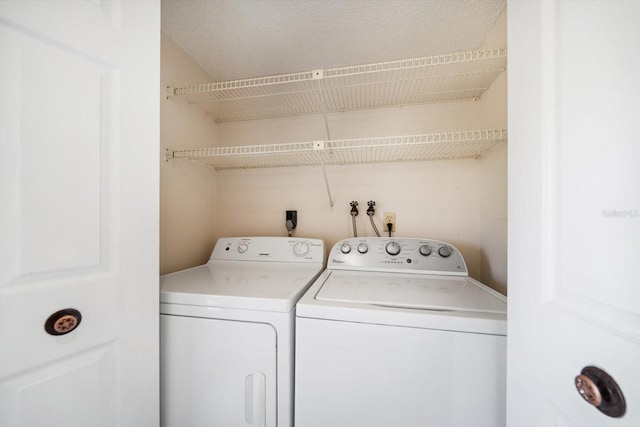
top-left (383, 212), bottom-right (396, 232)
top-left (286, 210), bottom-right (297, 231)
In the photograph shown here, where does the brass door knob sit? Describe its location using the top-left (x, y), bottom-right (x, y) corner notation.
top-left (574, 366), bottom-right (626, 418)
top-left (44, 308), bottom-right (82, 336)
top-left (575, 374), bottom-right (602, 406)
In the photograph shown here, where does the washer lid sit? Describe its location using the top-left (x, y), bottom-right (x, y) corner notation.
top-left (160, 261), bottom-right (323, 312)
top-left (316, 270), bottom-right (506, 314)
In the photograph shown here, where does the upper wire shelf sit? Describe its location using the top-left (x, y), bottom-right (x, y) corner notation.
top-left (167, 48), bottom-right (507, 122)
top-left (165, 130), bottom-right (507, 170)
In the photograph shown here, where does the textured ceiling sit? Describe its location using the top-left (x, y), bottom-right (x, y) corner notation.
top-left (161, 0), bottom-right (506, 82)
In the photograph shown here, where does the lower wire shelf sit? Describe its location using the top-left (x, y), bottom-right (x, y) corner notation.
top-left (165, 129), bottom-right (507, 169)
top-left (165, 129), bottom-right (507, 207)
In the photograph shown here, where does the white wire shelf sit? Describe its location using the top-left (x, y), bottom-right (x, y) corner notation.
top-left (165, 130), bottom-right (507, 170)
top-left (167, 48), bottom-right (507, 122)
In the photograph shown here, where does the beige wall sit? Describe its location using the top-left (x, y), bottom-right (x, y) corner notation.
top-left (160, 32), bottom-right (218, 275)
top-left (215, 84), bottom-right (507, 292)
top-left (477, 8), bottom-right (507, 294)
top-left (160, 9), bottom-right (508, 294)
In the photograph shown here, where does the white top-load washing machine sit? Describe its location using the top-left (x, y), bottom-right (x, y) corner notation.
top-left (160, 237), bottom-right (324, 427)
top-left (295, 237), bottom-right (507, 427)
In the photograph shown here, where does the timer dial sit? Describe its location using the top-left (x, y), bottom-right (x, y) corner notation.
top-left (293, 241), bottom-right (310, 257)
top-left (385, 241), bottom-right (401, 256)
top-left (237, 243), bottom-right (249, 254)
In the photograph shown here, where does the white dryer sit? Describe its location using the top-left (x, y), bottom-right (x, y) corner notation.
top-left (295, 237), bottom-right (507, 427)
top-left (160, 237), bottom-right (324, 427)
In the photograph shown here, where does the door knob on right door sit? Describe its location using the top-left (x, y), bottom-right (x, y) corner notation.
top-left (574, 366), bottom-right (626, 418)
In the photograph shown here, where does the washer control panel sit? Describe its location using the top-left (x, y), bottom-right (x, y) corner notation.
top-left (328, 237), bottom-right (467, 275)
top-left (211, 237), bottom-right (324, 263)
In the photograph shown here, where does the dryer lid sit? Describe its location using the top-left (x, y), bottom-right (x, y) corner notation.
top-left (315, 270), bottom-right (506, 314)
top-left (160, 261), bottom-right (323, 312)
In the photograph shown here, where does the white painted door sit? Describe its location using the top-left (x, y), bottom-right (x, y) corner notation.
top-left (0, 1), bottom-right (159, 426)
top-left (507, 1), bottom-right (640, 426)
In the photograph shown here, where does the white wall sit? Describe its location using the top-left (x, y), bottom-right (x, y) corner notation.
top-left (160, 33), bottom-right (218, 275)
top-left (160, 9), bottom-right (508, 294)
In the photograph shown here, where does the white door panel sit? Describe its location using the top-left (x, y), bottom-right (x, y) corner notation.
top-left (508, 1), bottom-right (639, 425)
top-left (0, 346), bottom-right (115, 427)
top-left (0, 0), bottom-right (121, 64)
top-left (0, 281), bottom-right (118, 378)
top-left (550, 0), bottom-right (640, 339)
top-left (0, 24), bottom-right (116, 284)
top-left (0, 1), bottom-right (159, 426)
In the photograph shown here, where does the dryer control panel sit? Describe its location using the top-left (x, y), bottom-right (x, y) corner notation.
top-left (211, 237), bottom-right (324, 263)
top-left (329, 238), bottom-right (467, 276)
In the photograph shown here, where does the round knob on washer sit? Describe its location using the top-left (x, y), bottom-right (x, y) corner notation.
top-left (293, 241), bottom-right (310, 256)
top-left (438, 246), bottom-right (452, 258)
top-left (340, 243), bottom-right (352, 254)
top-left (385, 241), bottom-right (401, 256)
top-left (419, 245), bottom-right (432, 256)
top-left (237, 243), bottom-right (249, 253)
top-left (357, 243), bottom-right (368, 254)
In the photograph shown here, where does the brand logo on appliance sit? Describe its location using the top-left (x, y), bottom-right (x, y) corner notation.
top-left (259, 253), bottom-right (270, 256)
top-left (332, 259), bottom-right (345, 264)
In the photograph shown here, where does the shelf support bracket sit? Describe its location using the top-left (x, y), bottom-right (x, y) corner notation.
top-left (314, 141), bottom-right (334, 208)
top-left (313, 71), bottom-right (332, 142)
top-left (313, 71), bottom-right (335, 207)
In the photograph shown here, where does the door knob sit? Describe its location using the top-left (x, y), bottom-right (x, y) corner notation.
top-left (575, 374), bottom-right (602, 406)
top-left (44, 308), bottom-right (82, 336)
top-left (574, 366), bottom-right (626, 418)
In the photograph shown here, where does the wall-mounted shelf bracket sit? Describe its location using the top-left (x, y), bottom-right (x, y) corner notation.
top-left (165, 86), bottom-right (175, 100)
top-left (313, 141), bottom-right (334, 207)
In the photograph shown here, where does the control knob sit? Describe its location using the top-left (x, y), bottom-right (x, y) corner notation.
top-left (357, 243), bottom-right (368, 254)
top-left (419, 245), bottom-right (432, 256)
top-left (237, 243), bottom-right (249, 253)
top-left (340, 243), bottom-right (352, 254)
top-left (293, 241), bottom-right (310, 257)
top-left (438, 246), bottom-right (452, 258)
top-left (385, 241), bottom-right (401, 256)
